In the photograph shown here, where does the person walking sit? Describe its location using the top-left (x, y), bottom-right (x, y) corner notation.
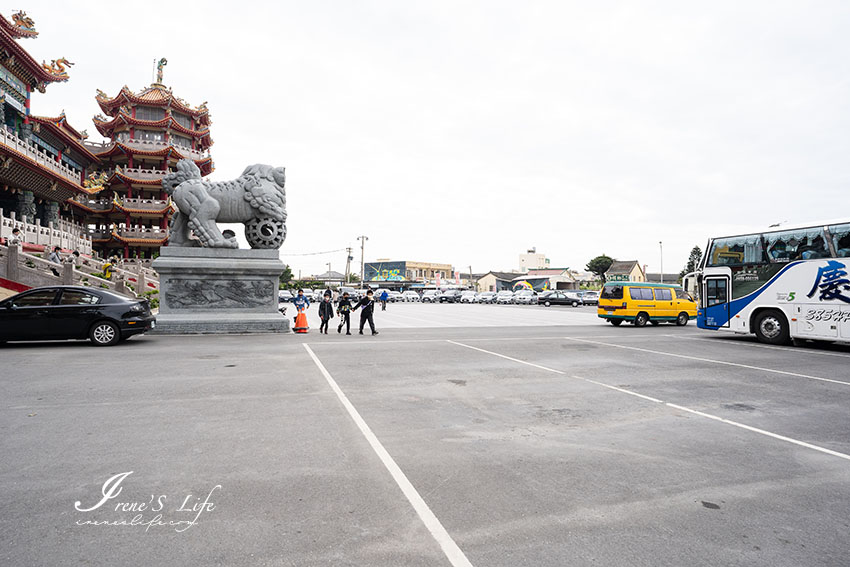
top-left (337, 291), bottom-right (353, 335)
top-left (353, 289), bottom-right (379, 335)
top-left (48, 246), bottom-right (62, 277)
top-left (318, 292), bottom-right (334, 334)
top-left (380, 289), bottom-right (389, 311)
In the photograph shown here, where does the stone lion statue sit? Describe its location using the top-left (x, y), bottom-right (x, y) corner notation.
top-left (163, 159), bottom-right (287, 249)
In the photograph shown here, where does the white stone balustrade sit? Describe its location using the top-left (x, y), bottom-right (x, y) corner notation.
top-left (0, 127), bottom-right (83, 186)
top-left (1, 208), bottom-right (92, 255)
top-left (85, 139), bottom-right (210, 161)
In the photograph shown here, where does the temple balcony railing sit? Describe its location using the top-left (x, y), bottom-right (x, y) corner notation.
top-left (117, 166), bottom-right (169, 180)
top-left (85, 139), bottom-right (210, 162)
top-left (0, 127), bottom-right (83, 186)
top-left (72, 196), bottom-right (114, 211)
top-left (119, 197), bottom-right (172, 211)
top-left (1, 207), bottom-right (92, 255)
top-left (117, 227), bottom-right (169, 240)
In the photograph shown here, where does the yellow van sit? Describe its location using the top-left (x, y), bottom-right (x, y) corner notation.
top-left (597, 282), bottom-right (697, 327)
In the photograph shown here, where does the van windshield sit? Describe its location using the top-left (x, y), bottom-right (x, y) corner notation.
top-left (601, 285), bottom-right (624, 300)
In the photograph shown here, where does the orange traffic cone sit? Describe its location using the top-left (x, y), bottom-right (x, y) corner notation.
top-left (294, 310), bottom-right (309, 333)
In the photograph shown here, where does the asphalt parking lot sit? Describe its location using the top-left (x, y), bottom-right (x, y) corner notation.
top-left (2, 304), bottom-right (849, 566)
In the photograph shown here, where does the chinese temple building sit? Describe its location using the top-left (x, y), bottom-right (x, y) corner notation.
top-left (0, 11), bottom-right (97, 252)
top-left (73, 58), bottom-right (213, 259)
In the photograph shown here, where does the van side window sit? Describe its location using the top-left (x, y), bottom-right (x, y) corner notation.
top-left (629, 288), bottom-right (653, 300)
top-left (654, 289), bottom-right (672, 301)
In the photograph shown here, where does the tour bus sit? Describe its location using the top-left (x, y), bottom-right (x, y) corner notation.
top-left (696, 220), bottom-right (850, 345)
top-left (598, 282), bottom-right (697, 327)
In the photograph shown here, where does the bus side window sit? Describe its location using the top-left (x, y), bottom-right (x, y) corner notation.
top-left (829, 223), bottom-right (850, 257)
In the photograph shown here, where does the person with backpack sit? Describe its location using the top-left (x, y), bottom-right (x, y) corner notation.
top-left (337, 291), bottom-right (353, 335)
top-left (380, 289), bottom-right (389, 311)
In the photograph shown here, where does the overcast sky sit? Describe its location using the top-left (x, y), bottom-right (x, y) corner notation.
top-left (23, 1), bottom-right (850, 277)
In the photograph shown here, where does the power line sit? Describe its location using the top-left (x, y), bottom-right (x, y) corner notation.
top-left (279, 248), bottom-right (346, 257)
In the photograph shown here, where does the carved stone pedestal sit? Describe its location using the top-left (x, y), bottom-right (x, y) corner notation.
top-left (151, 247), bottom-right (289, 334)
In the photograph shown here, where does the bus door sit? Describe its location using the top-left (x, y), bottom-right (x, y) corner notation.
top-left (703, 276), bottom-right (731, 327)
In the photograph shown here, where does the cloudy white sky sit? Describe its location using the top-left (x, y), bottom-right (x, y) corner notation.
top-left (22, 1), bottom-right (850, 277)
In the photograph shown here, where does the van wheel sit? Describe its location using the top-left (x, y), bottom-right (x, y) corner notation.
top-left (754, 309), bottom-right (791, 345)
top-left (676, 312), bottom-right (689, 326)
top-left (634, 312), bottom-right (649, 327)
top-left (90, 320), bottom-right (120, 346)
top-left (610, 319), bottom-right (623, 326)
top-left (544, 300), bottom-right (551, 307)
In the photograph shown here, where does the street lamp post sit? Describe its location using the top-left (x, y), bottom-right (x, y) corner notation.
top-left (357, 235), bottom-right (368, 288)
top-left (659, 241), bottom-right (663, 283)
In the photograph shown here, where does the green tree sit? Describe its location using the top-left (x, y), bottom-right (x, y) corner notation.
top-left (347, 273), bottom-right (360, 284)
top-left (586, 254), bottom-right (614, 282)
top-left (279, 264), bottom-right (293, 289)
top-left (679, 246), bottom-right (702, 280)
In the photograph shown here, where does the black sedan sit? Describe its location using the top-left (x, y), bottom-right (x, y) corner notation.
top-left (0, 286), bottom-right (155, 346)
top-left (439, 290), bottom-right (463, 303)
top-left (538, 290), bottom-right (583, 307)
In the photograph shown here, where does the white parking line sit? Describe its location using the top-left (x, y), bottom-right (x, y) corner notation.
top-left (303, 344), bottom-right (474, 567)
top-left (563, 337), bottom-right (850, 388)
top-left (666, 334), bottom-right (850, 359)
top-left (447, 340), bottom-right (850, 463)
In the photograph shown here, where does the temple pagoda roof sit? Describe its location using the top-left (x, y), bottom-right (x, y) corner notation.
top-left (31, 113), bottom-right (101, 162)
top-left (0, 11), bottom-right (73, 92)
top-left (92, 111), bottom-right (212, 146)
top-left (96, 84), bottom-right (210, 125)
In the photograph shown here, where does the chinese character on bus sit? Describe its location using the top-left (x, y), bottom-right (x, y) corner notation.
top-left (807, 260), bottom-right (850, 303)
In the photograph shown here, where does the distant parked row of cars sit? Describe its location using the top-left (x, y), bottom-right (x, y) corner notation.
top-left (278, 287), bottom-right (601, 306)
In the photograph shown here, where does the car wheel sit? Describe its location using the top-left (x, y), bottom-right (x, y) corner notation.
top-left (754, 309), bottom-right (791, 345)
top-left (90, 320), bottom-right (120, 346)
top-left (610, 319), bottom-right (623, 326)
top-left (634, 312), bottom-right (649, 327)
top-left (571, 301), bottom-right (579, 307)
top-left (676, 312), bottom-right (689, 326)
top-left (544, 301), bottom-right (551, 307)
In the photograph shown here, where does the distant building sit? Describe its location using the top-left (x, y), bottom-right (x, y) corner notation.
top-left (605, 260), bottom-right (645, 282)
top-left (519, 248), bottom-right (549, 272)
top-left (511, 268), bottom-right (578, 291)
top-left (476, 271), bottom-right (520, 292)
top-left (311, 270), bottom-right (346, 286)
top-left (645, 272), bottom-right (681, 284)
top-left (364, 260), bottom-right (453, 284)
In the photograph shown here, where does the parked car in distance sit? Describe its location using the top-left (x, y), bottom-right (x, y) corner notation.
top-left (580, 291), bottom-right (599, 305)
top-left (338, 287), bottom-right (359, 302)
top-left (460, 291), bottom-right (477, 303)
top-left (402, 291), bottom-right (421, 302)
top-left (0, 286), bottom-right (155, 346)
top-left (439, 289), bottom-right (462, 303)
top-left (538, 290), bottom-right (583, 307)
top-left (496, 291), bottom-right (514, 304)
top-left (278, 289), bottom-right (294, 303)
top-left (421, 290), bottom-right (441, 303)
top-left (386, 290), bottom-right (403, 302)
top-left (477, 291), bottom-right (497, 304)
top-left (512, 290), bottom-right (538, 305)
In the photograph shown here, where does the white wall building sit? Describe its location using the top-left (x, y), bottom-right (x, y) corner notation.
top-left (519, 248), bottom-right (549, 272)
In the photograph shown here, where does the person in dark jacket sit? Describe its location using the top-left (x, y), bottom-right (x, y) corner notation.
top-left (318, 292), bottom-right (334, 334)
top-left (353, 289), bottom-right (379, 335)
top-left (337, 292), bottom-right (353, 335)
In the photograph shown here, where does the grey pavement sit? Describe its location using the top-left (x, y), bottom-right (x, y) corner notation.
top-left (1, 304), bottom-right (849, 566)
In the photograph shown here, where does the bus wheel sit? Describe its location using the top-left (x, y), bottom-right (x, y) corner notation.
top-left (754, 310), bottom-right (791, 345)
top-left (610, 319), bottom-right (623, 326)
top-left (676, 312), bottom-right (689, 326)
top-left (634, 312), bottom-right (649, 327)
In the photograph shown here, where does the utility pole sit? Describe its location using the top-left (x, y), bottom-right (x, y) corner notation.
top-left (469, 265), bottom-right (473, 290)
top-left (344, 247), bottom-right (352, 283)
top-left (326, 262), bottom-right (331, 274)
top-left (659, 241), bottom-right (663, 283)
top-left (357, 235), bottom-right (368, 288)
